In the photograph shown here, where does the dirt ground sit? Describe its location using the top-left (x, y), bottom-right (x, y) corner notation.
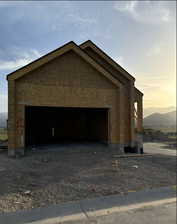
top-left (0, 148), bottom-right (176, 213)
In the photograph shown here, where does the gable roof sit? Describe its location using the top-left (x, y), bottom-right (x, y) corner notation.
top-left (80, 40), bottom-right (135, 82)
top-left (135, 87), bottom-right (143, 96)
top-left (7, 41), bottom-right (122, 88)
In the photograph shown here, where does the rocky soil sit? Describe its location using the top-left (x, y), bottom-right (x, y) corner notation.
top-left (0, 149), bottom-right (176, 213)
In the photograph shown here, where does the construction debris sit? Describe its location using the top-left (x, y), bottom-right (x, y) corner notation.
top-left (113, 154), bottom-right (152, 159)
top-left (23, 190), bottom-right (31, 195)
top-left (132, 165), bottom-right (138, 169)
top-left (112, 159), bottom-right (119, 171)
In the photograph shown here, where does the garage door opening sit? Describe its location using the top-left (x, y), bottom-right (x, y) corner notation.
top-left (25, 106), bottom-right (109, 147)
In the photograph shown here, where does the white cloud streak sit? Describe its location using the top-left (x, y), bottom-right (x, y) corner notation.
top-left (0, 1), bottom-right (97, 31)
top-left (0, 58), bottom-right (32, 70)
top-left (114, 1), bottom-right (173, 24)
top-left (0, 49), bottom-right (41, 71)
top-left (0, 94), bottom-right (7, 113)
top-left (147, 46), bottom-right (161, 57)
top-left (67, 14), bottom-right (97, 25)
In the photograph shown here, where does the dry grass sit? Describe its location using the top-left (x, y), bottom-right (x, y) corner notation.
top-left (0, 128), bottom-right (7, 141)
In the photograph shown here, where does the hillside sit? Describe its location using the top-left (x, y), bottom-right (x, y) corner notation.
top-left (0, 112), bottom-right (8, 128)
top-left (143, 111), bottom-right (176, 129)
top-left (143, 106), bottom-right (176, 117)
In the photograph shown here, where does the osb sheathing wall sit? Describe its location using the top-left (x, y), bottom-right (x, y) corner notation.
top-left (8, 50), bottom-right (127, 150)
top-left (83, 46), bottom-right (134, 144)
top-left (134, 88), bottom-right (143, 132)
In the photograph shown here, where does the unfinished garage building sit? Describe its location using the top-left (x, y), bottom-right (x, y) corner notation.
top-left (7, 40), bottom-right (143, 156)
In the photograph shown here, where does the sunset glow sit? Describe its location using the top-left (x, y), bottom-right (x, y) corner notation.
top-left (0, 1), bottom-right (176, 112)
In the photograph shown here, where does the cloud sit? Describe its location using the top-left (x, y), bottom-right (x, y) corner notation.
top-left (147, 46), bottom-right (161, 57)
top-left (67, 14), bottom-right (97, 25)
top-left (135, 74), bottom-right (176, 108)
top-left (0, 1), bottom-right (97, 32)
top-left (114, 1), bottom-right (173, 24)
top-left (114, 1), bottom-right (138, 13)
top-left (0, 94), bottom-right (7, 112)
top-left (0, 49), bottom-right (41, 71)
top-left (0, 59), bottom-right (32, 70)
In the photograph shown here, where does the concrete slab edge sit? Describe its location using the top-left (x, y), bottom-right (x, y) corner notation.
top-left (112, 153), bottom-right (153, 158)
top-left (30, 198), bottom-right (176, 224)
top-left (0, 185), bottom-right (176, 224)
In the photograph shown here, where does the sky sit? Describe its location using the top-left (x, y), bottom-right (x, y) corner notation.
top-left (0, 1), bottom-right (176, 113)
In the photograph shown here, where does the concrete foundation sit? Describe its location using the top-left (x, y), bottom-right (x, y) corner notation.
top-left (8, 148), bottom-right (15, 157)
top-left (135, 134), bottom-right (143, 154)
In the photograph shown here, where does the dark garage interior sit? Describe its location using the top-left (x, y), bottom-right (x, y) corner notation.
top-left (25, 106), bottom-right (109, 147)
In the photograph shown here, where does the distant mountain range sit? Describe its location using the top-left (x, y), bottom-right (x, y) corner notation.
top-left (143, 106), bottom-right (176, 117)
top-left (143, 111), bottom-right (176, 130)
top-left (0, 112), bottom-right (7, 128)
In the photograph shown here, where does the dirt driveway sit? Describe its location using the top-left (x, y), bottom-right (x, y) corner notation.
top-left (0, 148), bottom-right (176, 213)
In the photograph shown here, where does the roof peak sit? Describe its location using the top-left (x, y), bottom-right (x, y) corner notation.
top-left (80, 40), bottom-right (135, 82)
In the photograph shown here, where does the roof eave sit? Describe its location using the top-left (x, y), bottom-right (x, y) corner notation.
top-left (135, 87), bottom-right (144, 96)
top-left (6, 41), bottom-right (122, 89)
top-left (80, 40), bottom-right (135, 82)
top-left (7, 41), bottom-right (75, 81)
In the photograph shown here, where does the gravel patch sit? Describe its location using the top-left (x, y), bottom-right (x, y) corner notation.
top-left (0, 150), bottom-right (176, 213)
